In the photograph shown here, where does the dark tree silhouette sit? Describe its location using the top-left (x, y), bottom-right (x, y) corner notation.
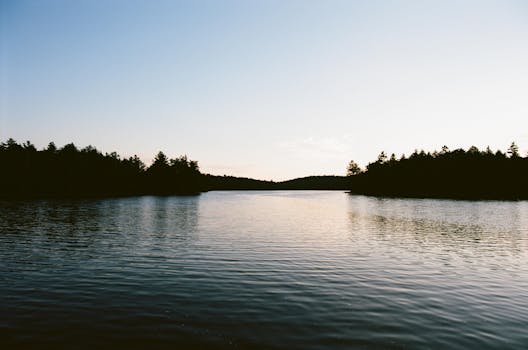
top-left (508, 142), bottom-right (519, 158)
top-left (0, 139), bottom-right (202, 198)
top-left (347, 144), bottom-right (528, 200)
top-left (347, 160), bottom-right (361, 176)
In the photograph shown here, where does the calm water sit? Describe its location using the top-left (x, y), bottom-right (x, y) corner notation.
top-left (1, 191), bottom-right (528, 349)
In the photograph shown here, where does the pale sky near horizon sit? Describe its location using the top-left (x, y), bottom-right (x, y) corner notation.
top-left (1, 0), bottom-right (527, 180)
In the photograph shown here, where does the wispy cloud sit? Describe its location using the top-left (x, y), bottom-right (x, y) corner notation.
top-left (279, 135), bottom-right (353, 159)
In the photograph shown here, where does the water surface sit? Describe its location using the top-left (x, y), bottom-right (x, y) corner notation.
top-left (1, 191), bottom-right (527, 349)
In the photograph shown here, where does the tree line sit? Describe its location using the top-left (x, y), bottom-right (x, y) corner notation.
top-left (0, 138), bottom-right (202, 198)
top-left (346, 143), bottom-right (528, 200)
top-left (2, 138), bottom-right (526, 199)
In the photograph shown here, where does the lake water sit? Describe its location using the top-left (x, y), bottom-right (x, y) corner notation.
top-left (1, 191), bottom-right (528, 349)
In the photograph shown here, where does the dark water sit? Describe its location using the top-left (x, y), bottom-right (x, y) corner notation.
top-left (1, 191), bottom-right (527, 349)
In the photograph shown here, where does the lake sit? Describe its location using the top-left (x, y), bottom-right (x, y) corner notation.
top-left (1, 191), bottom-right (527, 349)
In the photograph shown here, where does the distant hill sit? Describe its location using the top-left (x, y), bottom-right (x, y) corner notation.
top-left (202, 175), bottom-right (349, 191)
top-left (201, 174), bottom-right (275, 190)
top-left (275, 176), bottom-right (349, 190)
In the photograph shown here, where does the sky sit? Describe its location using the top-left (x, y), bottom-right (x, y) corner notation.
top-left (1, 0), bottom-right (527, 180)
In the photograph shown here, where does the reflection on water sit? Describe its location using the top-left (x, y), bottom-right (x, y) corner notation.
top-left (1, 192), bottom-right (527, 349)
top-left (347, 197), bottom-right (527, 260)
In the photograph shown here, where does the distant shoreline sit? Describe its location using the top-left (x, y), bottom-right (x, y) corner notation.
top-left (1, 138), bottom-right (526, 201)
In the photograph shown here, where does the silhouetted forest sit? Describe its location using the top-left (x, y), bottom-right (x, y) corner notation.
top-left (2, 138), bottom-right (526, 199)
top-left (0, 139), bottom-right (202, 198)
top-left (347, 143), bottom-right (528, 200)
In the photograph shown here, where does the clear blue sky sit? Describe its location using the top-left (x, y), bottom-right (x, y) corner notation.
top-left (1, 0), bottom-right (527, 180)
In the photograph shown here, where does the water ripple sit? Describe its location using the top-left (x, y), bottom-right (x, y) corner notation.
top-left (1, 192), bottom-right (527, 349)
